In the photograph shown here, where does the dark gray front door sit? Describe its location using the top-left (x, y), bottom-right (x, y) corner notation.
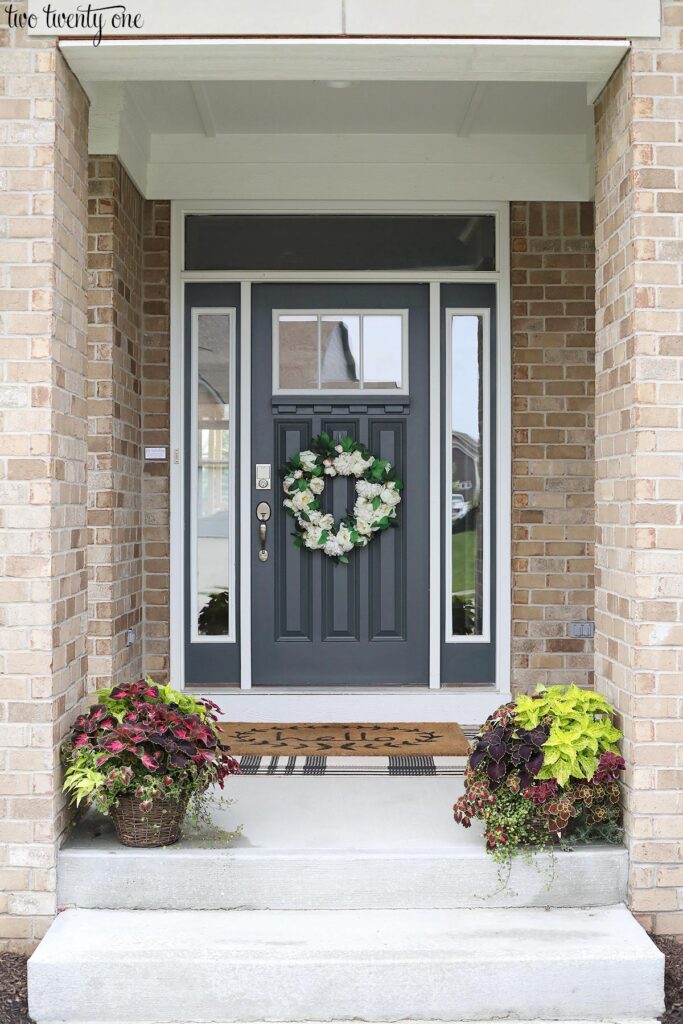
top-left (251, 283), bottom-right (429, 686)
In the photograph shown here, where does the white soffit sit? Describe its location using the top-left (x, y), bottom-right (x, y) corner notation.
top-left (34, 0), bottom-right (660, 39)
top-left (344, 0), bottom-right (660, 38)
top-left (60, 39), bottom-right (629, 86)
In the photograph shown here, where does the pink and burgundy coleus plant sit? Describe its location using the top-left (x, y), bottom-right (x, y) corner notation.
top-left (63, 679), bottom-right (239, 795)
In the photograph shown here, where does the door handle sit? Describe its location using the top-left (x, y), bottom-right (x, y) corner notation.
top-left (258, 522), bottom-right (268, 562)
top-left (256, 501), bottom-right (271, 562)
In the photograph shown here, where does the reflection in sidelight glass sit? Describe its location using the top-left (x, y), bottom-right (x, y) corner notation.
top-left (363, 315), bottom-right (403, 389)
top-left (195, 313), bottom-right (231, 637)
top-left (450, 314), bottom-right (484, 637)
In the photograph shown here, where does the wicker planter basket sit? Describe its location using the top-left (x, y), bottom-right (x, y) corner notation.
top-left (110, 793), bottom-right (189, 848)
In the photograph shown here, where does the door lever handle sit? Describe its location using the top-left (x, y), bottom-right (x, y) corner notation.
top-left (256, 500), bottom-right (271, 562)
top-left (258, 522), bottom-right (268, 562)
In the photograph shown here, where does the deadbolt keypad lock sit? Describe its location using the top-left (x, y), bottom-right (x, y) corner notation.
top-left (256, 463), bottom-right (271, 490)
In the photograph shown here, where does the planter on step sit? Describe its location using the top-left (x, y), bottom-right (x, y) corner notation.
top-left (60, 678), bottom-right (240, 848)
top-left (110, 793), bottom-right (190, 848)
top-left (453, 684), bottom-right (626, 866)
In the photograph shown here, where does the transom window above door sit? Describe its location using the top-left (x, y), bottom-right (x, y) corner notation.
top-left (273, 310), bottom-right (407, 394)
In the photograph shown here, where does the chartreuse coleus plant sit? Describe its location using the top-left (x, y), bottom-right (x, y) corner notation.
top-left (515, 684), bottom-right (621, 788)
top-left (61, 678), bottom-right (241, 841)
top-left (453, 684), bottom-right (625, 866)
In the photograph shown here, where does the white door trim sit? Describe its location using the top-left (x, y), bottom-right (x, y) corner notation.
top-left (169, 200), bottom-right (512, 720)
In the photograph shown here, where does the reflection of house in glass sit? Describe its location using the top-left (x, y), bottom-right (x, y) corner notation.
top-left (451, 430), bottom-right (480, 503)
top-left (321, 320), bottom-right (359, 387)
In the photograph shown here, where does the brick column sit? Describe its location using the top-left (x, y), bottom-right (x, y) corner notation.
top-left (510, 202), bottom-right (596, 694)
top-left (0, 11), bottom-right (89, 950)
top-left (141, 201), bottom-right (171, 681)
top-left (595, 0), bottom-right (683, 933)
top-left (87, 157), bottom-right (144, 691)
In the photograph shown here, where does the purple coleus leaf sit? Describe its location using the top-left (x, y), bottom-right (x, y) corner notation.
top-left (488, 743), bottom-right (506, 763)
top-left (487, 761), bottom-right (507, 782)
top-left (469, 747), bottom-right (486, 771)
top-left (73, 733), bottom-right (90, 747)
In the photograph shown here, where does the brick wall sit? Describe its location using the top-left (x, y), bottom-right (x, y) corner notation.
top-left (510, 202), bottom-right (596, 694)
top-left (141, 201), bottom-right (171, 682)
top-left (595, 0), bottom-right (683, 933)
top-left (0, 12), bottom-right (89, 952)
top-left (87, 158), bottom-right (144, 690)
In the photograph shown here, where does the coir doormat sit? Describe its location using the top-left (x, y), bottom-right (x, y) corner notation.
top-left (218, 722), bottom-right (471, 758)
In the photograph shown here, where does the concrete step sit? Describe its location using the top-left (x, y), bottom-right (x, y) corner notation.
top-left (28, 905), bottom-right (664, 1024)
top-left (59, 777), bottom-right (628, 910)
top-left (59, 840), bottom-right (628, 911)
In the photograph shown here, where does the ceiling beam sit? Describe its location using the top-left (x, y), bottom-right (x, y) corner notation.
top-left (190, 82), bottom-right (217, 138)
top-left (456, 83), bottom-right (486, 138)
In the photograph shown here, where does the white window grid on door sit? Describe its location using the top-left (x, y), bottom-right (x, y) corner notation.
top-left (272, 308), bottom-right (409, 396)
top-left (169, 199), bottom-right (512, 717)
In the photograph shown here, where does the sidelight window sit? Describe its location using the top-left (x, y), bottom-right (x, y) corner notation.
top-left (191, 309), bottom-right (236, 641)
top-left (446, 311), bottom-right (489, 640)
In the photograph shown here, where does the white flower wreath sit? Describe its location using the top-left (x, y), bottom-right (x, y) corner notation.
top-left (282, 433), bottom-right (402, 564)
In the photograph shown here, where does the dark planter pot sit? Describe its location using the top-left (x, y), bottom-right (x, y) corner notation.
top-left (110, 793), bottom-right (189, 848)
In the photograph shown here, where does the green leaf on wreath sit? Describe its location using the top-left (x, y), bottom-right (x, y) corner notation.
top-left (319, 530), bottom-right (329, 545)
top-left (338, 555), bottom-right (349, 564)
top-left (372, 495), bottom-right (381, 510)
top-left (293, 537), bottom-right (304, 548)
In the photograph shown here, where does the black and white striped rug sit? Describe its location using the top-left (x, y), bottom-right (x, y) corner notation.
top-left (234, 754), bottom-right (468, 776)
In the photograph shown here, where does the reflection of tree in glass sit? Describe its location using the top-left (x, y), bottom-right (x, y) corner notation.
top-left (198, 589), bottom-right (229, 636)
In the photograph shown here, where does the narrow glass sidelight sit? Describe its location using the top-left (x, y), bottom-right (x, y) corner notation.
top-left (449, 312), bottom-right (486, 638)
top-left (193, 311), bottom-right (234, 639)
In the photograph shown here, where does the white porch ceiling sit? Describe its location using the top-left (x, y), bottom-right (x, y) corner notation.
top-left (69, 39), bottom-right (627, 203)
top-left (127, 81), bottom-right (593, 137)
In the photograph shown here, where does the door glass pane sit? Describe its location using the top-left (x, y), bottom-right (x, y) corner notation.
top-left (196, 313), bottom-right (231, 637)
top-left (363, 315), bottom-right (403, 389)
top-left (450, 314), bottom-right (484, 637)
top-left (321, 315), bottom-right (360, 389)
top-left (278, 315), bottom-right (318, 389)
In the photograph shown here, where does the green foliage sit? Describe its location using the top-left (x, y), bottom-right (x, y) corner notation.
top-left (197, 590), bottom-right (229, 637)
top-left (62, 749), bottom-right (106, 807)
top-left (514, 684), bottom-right (621, 787)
